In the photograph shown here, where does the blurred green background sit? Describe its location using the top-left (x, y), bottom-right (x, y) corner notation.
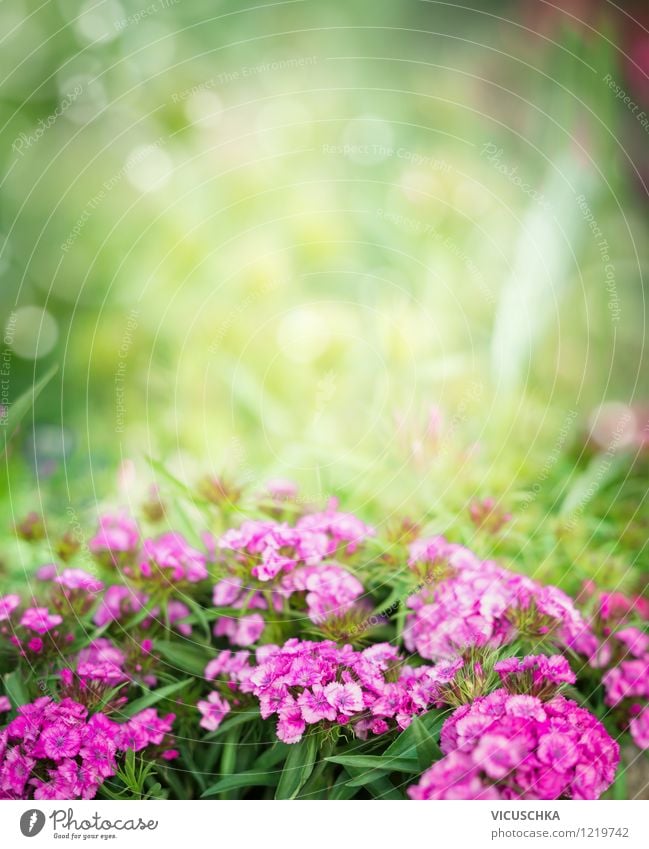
top-left (1, 0), bottom-right (648, 590)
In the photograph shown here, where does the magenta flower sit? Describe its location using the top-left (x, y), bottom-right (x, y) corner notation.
top-left (0, 696), bottom-right (11, 713)
top-left (505, 694), bottom-right (547, 722)
top-left (276, 698), bottom-right (306, 744)
top-left (1, 748), bottom-right (35, 796)
top-left (89, 513), bottom-right (139, 557)
top-left (20, 607), bottom-right (62, 634)
top-left (197, 692), bottom-right (231, 731)
top-left (0, 594), bottom-right (21, 622)
top-left (325, 682), bottom-right (363, 715)
top-left (404, 536), bottom-right (594, 662)
top-left (54, 569), bottom-right (104, 594)
top-left (40, 723), bottom-right (83, 760)
top-left (298, 685), bottom-right (337, 723)
top-left (281, 565), bottom-right (364, 624)
top-left (168, 600), bottom-right (192, 637)
top-left (0, 697), bottom-right (175, 800)
top-left (410, 689), bottom-right (618, 800)
top-left (93, 585), bottom-right (147, 627)
top-left (142, 533), bottom-right (208, 583)
top-left (214, 613), bottom-right (265, 647)
top-left (537, 731), bottom-right (579, 772)
top-left (630, 707), bottom-right (649, 749)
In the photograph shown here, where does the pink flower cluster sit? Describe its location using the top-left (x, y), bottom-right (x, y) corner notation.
top-left (218, 506), bottom-right (374, 582)
top-left (0, 697), bottom-right (175, 800)
top-left (409, 689), bottom-right (619, 800)
top-left (580, 586), bottom-right (649, 751)
top-left (280, 565), bottom-right (365, 625)
top-left (0, 594), bottom-right (21, 621)
top-left (54, 568), bottom-right (104, 594)
top-left (90, 512), bottom-right (208, 586)
top-left (404, 536), bottom-right (593, 661)
top-left (603, 657), bottom-right (649, 750)
top-left (200, 639), bottom-right (460, 744)
top-left (89, 514), bottom-right (139, 560)
top-left (211, 508), bottom-right (371, 646)
top-left (494, 654), bottom-right (576, 696)
top-left (210, 563), bottom-right (365, 648)
top-left (140, 533), bottom-right (208, 583)
top-left (93, 585), bottom-right (147, 627)
top-left (72, 638), bottom-right (129, 686)
top-left (0, 600), bottom-right (68, 657)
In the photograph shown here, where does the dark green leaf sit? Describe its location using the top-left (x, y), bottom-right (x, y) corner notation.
top-left (326, 754), bottom-right (417, 773)
top-left (154, 639), bottom-right (212, 676)
top-left (1, 365), bottom-right (58, 456)
top-left (122, 678), bottom-right (191, 717)
top-left (275, 733), bottom-right (319, 799)
top-left (201, 771), bottom-right (279, 796)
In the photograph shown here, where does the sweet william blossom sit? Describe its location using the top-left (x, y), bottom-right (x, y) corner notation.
top-left (197, 692), bottom-right (231, 731)
top-left (19, 607), bottom-right (62, 634)
top-left (409, 689), bottom-right (618, 800)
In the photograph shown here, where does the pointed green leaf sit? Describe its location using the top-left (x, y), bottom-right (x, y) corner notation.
top-left (122, 678), bottom-right (191, 717)
top-left (275, 732), bottom-right (320, 799)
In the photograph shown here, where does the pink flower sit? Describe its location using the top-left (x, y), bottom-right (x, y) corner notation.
top-left (282, 565), bottom-right (364, 624)
top-left (0, 594), bottom-right (20, 622)
top-left (20, 607), bottom-right (62, 634)
top-left (630, 707), bottom-right (649, 749)
top-left (214, 614), bottom-right (265, 647)
top-left (537, 731), bottom-right (579, 772)
top-left (40, 723), bottom-right (83, 760)
top-left (167, 600), bottom-right (192, 636)
top-left (505, 695), bottom-right (547, 722)
top-left (36, 563), bottom-right (58, 580)
top-left (197, 692), bottom-right (231, 731)
top-left (142, 533), bottom-right (208, 583)
top-left (276, 698), bottom-right (306, 744)
top-left (298, 685), bottom-right (337, 723)
top-left (54, 569), bottom-right (104, 593)
top-left (404, 536), bottom-right (594, 661)
top-left (324, 682), bottom-right (363, 715)
top-left (252, 549), bottom-right (295, 582)
top-left (1, 748), bottom-right (35, 795)
top-left (472, 733), bottom-right (523, 779)
top-left (0, 697), bottom-right (175, 800)
top-left (266, 479), bottom-right (299, 500)
top-left (90, 513), bottom-right (139, 556)
top-left (410, 689), bottom-right (618, 800)
top-left (93, 585), bottom-right (147, 627)
top-left (212, 577), bottom-right (244, 606)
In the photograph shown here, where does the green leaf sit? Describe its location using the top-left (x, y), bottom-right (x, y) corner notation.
top-left (122, 678), bottom-right (191, 717)
top-left (1, 365), bottom-right (58, 456)
top-left (154, 639), bottom-right (211, 676)
top-left (180, 596), bottom-right (212, 640)
top-left (411, 715), bottom-right (443, 770)
top-left (326, 754), bottom-right (417, 773)
top-left (145, 455), bottom-right (209, 507)
top-left (382, 710), bottom-right (448, 760)
top-left (275, 732), bottom-right (320, 799)
top-left (365, 775), bottom-right (403, 799)
top-left (329, 774), bottom-right (362, 799)
top-left (203, 711), bottom-right (259, 740)
top-left (2, 669), bottom-right (30, 707)
top-left (253, 742), bottom-right (292, 771)
top-left (560, 453), bottom-right (628, 517)
top-left (612, 764), bottom-right (627, 800)
top-left (201, 770), bottom-right (279, 797)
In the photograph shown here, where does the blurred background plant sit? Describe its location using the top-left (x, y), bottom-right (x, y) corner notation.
top-left (0, 0), bottom-right (648, 602)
